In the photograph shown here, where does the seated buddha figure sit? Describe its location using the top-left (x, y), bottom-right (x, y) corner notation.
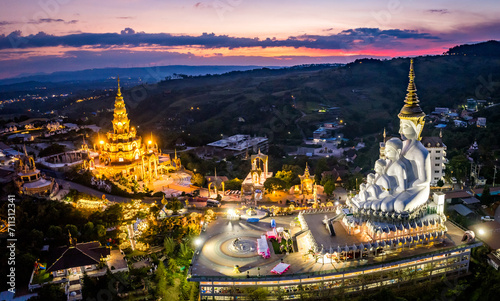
top-left (378, 138), bottom-right (408, 212)
top-left (362, 159), bottom-right (388, 211)
top-left (351, 183), bottom-right (369, 209)
top-left (392, 118), bottom-right (431, 213)
top-left (359, 174), bottom-right (377, 209)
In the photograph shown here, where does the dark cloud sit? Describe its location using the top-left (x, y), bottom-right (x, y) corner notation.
top-left (0, 21), bottom-right (17, 26)
top-left (426, 9), bottom-right (449, 14)
top-left (120, 28), bottom-right (136, 35)
top-left (27, 18), bottom-right (78, 24)
top-left (194, 2), bottom-right (209, 9)
top-left (0, 27), bottom-right (441, 50)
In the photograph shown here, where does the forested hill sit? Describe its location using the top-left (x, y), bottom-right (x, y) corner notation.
top-left (58, 42), bottom-right (500, 148)
top-left (446, 40), bottom-right (500, 57)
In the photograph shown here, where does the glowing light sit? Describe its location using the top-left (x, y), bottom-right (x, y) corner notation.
top-left (148, 140), bottom-right (152, 145)
top-left (194, 238), bottom-right (203, 246)
top-left (478, 229), bottom-right (485, 235)
top-left (227, 209), bottom-right (235, 216)
top-left (100, 140), bottom-right (104, 145)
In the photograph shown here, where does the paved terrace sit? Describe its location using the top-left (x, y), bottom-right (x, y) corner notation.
top-left (190, 213), bottom-right (471, 280)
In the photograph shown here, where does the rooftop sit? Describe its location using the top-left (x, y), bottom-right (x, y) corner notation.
top-left (445, 190), bottom-right (472, 200)
top-left (47, 241), bottom-right (110, 272)
top-left (421, 136), bottom-right (446, 148)
top-left (190, 213), bottom-right (474, 280)
top-left (449, 204), bottom-right (475, 217)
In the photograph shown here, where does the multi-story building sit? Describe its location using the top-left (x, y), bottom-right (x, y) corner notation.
top-left (422, 133), bottom-right (447, 186)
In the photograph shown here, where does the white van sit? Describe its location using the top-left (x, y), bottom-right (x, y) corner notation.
top-left (206, 199), bottom-right (221, 207)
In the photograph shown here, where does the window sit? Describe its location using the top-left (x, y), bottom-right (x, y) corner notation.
top-left (435, 171), bottom-right (440, 173)
top-left (434, 177), bottom-right (440, 180)
top-left (435, 157), bottom-right (440, 160)
top-left (436, 150), bottom-right (441, 153)
top-left (435, 164), bottom-right (440, 167)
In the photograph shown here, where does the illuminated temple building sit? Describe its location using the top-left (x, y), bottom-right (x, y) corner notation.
top-left (93, 79), bottom-right (180, 181)
top-left (14, 147), bottom-right (58, 197)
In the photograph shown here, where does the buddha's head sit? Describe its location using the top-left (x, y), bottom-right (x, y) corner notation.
top-left (359, 183), bottom-right (366, 192)
top-left (399, 118), bottom-right (424, 141)
top-left (385, 138), bottom-right (403, 161)
top-left (367, 173), bottom-right (375, 184)
top-left (375, 159), bottom-right (387, 174)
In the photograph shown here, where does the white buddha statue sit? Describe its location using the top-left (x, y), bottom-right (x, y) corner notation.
top-left (376, 141), bottom-right (408, 212)
top-left (350, 59), bottom-right (431, 216)
top-left (392, 59), bottom-right (431, 213)
top-left (392, 119), bottom-right (431, 213)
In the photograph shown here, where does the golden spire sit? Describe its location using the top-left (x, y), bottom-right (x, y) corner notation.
top-left (117, 76), bottom-right (122, 97)
top-left (398, 59), bottom-right (426, 137)
top-left (304, 162), bottom-right (310, 177)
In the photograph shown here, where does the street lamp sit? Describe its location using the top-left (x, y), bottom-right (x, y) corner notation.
top-left (194, 238), bottom-right (203, 246)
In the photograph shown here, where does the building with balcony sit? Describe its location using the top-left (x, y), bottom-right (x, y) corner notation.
top-left (422, 135), bottom-right (447, 186)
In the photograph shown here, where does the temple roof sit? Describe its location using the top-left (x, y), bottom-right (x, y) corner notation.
top-left (47, 241), bottom-right (110, 272)
top-left (421, 136), bottom-right (446, 148)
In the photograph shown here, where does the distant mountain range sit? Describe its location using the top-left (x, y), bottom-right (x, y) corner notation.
top-left (0, 65), bottom-right (277, 86)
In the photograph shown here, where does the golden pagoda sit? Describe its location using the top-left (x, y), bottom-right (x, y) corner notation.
top-left (95, 78), bottom-right (159, 181)
top-left (298, 163), bottom-right (314, 194)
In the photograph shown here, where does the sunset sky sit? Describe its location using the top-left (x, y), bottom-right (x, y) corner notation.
top-left (0, 0), bottom-right (499, 78)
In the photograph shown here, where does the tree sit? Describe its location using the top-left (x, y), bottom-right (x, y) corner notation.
top-left (179, 243), bottom-right (193, 259)
top-left (83, 222), bottom-right (95, 240)
top-left (30, 283), bottom-right (66, 301)
top-left (163, 237), bottom-right (175, 256)
top-left (264, 177), bottom-right (286, 191)
top-left (102, 204), bottom-right (123, 226)
top-left (168, 258), bottom-right (178, 273)
top-left (155, 261), bottom-right (168, 299)
top-left (224, 178), bottom-right (242, 190)
top-left (191, 173), bottom-right (206, 187)
top-left (47, 225), bottom-right (62, 239)
top-left (437, 179), bottom-right (444, 187)
top-left (481, 185), bottom-right (493, 205)
top-left (445, 154), bottom-right (469, 186)
top-left (65, 224), bottom-right (79, 239)
top-left (29, 229), bottom-right (44, 247)
top-left (38, 143), bottom-right (66, 158)
top-left (323, 179), bottom-right (336, 196)
top-left (96, 224), bottom-right (106, 238)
